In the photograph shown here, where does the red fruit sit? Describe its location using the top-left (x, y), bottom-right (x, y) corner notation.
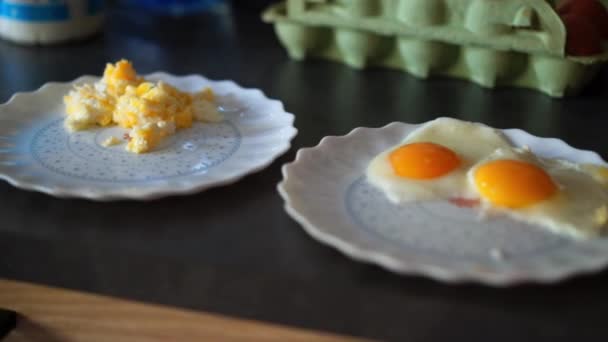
top-left (557, 0), bottom-right (608, 39)
top-left (561, 13), bottom-right (603, 56)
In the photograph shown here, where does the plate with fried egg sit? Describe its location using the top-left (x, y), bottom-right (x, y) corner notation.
top-left (0, 60), bottom-right (297, 200)
top-left (278, 118), bottom-right (608, 285)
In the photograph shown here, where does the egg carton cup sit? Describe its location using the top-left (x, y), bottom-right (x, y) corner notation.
top-left (263, 0), bottom-right (608, 97)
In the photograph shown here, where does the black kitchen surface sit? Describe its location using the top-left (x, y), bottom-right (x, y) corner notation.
top-left (1, 3), bottom-right (608, 341)
top-left (0, 308), bottom-right (16, 339)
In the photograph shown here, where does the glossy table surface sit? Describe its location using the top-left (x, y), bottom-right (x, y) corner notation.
top-left (1, 4), bottom-right (608, 341)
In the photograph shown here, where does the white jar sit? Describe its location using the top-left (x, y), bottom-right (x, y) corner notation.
top-left (0, 0), bottom-right (104, 44)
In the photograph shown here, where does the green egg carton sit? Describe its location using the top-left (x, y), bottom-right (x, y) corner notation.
top-left (262, 0), bottom-right (608, 97)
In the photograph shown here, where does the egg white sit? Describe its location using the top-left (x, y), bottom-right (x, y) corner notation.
top-left (468, 147), bottom-right (608, 239)
top-left (366, 118), bottom-right (512, 203)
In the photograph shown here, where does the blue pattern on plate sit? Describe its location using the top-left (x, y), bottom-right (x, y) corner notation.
top-left (30, 118), bottom-right (240, 183)
top-left (345, 177), bottom-right (569, 260)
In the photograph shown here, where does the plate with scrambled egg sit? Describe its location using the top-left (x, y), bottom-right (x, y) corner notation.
top-left (279, 118), bottom-right (608, 285)
top-left (0, 60), bottom-right (296, 200)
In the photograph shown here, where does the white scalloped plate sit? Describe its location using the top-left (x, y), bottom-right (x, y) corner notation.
top-left (0, 73), bottom-right (296, 200)
top-left (278, 121), bottom-right (608, 285)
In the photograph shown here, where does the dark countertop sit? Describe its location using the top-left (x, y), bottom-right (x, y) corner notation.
top-left (2, 4), bottom-right (608, 341)
top-left (0, 308), bottom-right (16, 339)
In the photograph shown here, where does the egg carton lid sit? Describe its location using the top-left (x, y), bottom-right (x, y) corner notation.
top-left (263, 0), bottom-right (608, 64)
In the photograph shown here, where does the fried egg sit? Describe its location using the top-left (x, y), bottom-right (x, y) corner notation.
top-left (366, 117), bottom-right (511, 203)
top-left (469, 147), bottom-right (608, 238)
top-left (367, 117), bottom-right (608, 239)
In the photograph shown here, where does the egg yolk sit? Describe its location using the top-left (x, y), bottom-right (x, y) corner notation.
top-left (389, 142), bottom-right (461, 179)
top-left (474, 159), bottom-right (557, 208)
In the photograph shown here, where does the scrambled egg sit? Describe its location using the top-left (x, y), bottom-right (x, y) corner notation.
top-left (64, 59), bottom-right (222, 153)
top-left (101, 136), bottom-right (122, 147)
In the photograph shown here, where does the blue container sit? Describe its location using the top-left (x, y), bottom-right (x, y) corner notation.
top-left (0, 0), bottom-right (104, 44)
top-left (118, 0), bottom-right (223, 15)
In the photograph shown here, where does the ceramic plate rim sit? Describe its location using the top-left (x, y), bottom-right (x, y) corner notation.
top-left (278, 121), bottom-right (608, 286)
top-left (0, 72), bottom-right (297, 201)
